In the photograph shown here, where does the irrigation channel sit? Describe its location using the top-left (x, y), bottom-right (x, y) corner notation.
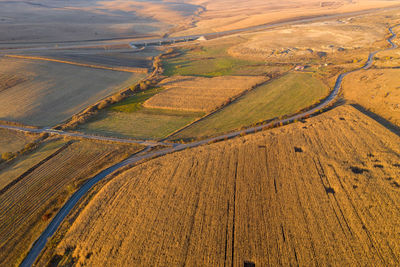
top-left (19, 24), bottom-right (399, 266)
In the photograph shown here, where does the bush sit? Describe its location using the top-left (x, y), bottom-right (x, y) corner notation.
top-left (139, 82), bottom-right (148, 91)
top-left (1, 152), bottom-right (14, 161)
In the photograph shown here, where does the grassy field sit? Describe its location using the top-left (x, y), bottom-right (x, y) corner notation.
top-left (163, 44), bottom-right (265, 77)
top-left (173, 72), bottom-right (329, 139)
top-left (78, 109), bottom-right (201, 140)
top-left (0, 139), bottom-right (142, 266)
top-left (44, 105), bottom-right (400, 266)
top-left (0, 128), bottom-right (37, 155)
top-left (342, 69), bottom-right (400, 126)
top-left (143, 75), bottom-right (267, 112)
top-left (77, 88), bottom-right (203, 140)
top-left (0, 57), bottom-right (145, 126)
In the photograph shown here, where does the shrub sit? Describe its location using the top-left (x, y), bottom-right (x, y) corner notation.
top-left (1, 152), bottom-right (14, 161)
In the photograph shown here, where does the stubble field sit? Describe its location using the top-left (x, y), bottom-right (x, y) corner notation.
top-left (0, 139), bottom-right (142, 266)
top-left (0, 128), bottom-right (37, 155)
top-left (45, 105), bottom-right (400, 266)
top-left (143, 75), bottom-right (268, 112)
top-left (0, 57), bottom-right (145, 126)
top-left (342, 68), bottom-right (400, 126)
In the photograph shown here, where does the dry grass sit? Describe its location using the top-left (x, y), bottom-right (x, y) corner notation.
top-left (342, 69), bottom-right (400, 126)
top-left (0, 57), bottom-right (145, 126)
top-left (175, 0), bottom-right (400, 36)
top-left (0, 140), bottom-right (141, 266)
top-left (48, 105), bottom-right (400, 266)
top-left (227, 11), bottom-right (400, 63)
top-left (0, 128), bottom-right (37, 155)
top-left (143, 76), bottom-right (267, 112)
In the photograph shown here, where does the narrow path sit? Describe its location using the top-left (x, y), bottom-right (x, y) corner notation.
top-left (0, 124), bottom-right (176, 148)
top-left (19, 24), bottom-right (399, 267)
top-left (4, 55), bottom-right (147, 74)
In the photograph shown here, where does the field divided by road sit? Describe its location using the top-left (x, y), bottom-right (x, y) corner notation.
top-left (0, 140), bottom-right (142, 266)
top-left (44, 105), bottom-right (400, 266)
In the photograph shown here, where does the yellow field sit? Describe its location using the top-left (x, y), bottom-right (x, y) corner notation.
top-left (143, 76), bottom-right (267, 112)
top-left (0, 140), bottom-right (141, 266)
top-left (46, 105), bottom-right (400, 266)
top-left (342, 69), bottom-right (400, 126)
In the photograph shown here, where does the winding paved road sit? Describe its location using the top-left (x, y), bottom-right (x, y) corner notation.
top-left (18, 23), bottom-right (399, 267)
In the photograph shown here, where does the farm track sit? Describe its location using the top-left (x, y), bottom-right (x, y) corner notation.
top-left (17, 23), bottom-right (400, 267)
top-left (4, 55), bottom-right (147, 74)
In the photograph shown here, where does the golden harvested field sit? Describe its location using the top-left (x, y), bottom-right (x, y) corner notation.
top-left (143, 76), bottom-right (267, 112)
top-left (174, 0), bottom-right (400, 36)
top-left (0, 57), bottom-right (145, 126)
top-left (48, 105), bottom-right (400, 266)
top-left (0, 140), bottom-right (141, 266)
top-left (373, 48), bottom-right (400, 68)
top-left (0, 128), bottom-right (37, 155)
top-left (342, 69), bottom-right (400, 126)
top-left (0, 139), bottom-right (66, 191)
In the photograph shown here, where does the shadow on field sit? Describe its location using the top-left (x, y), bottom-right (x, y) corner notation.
top-left (350, 103), bottom-right (400, 137)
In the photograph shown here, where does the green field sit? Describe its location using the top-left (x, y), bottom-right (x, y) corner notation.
top-left (78, 90), bottom-right (203, 140)
top-left (172, 72), bottom-right (330, 139)
top-left (78, 110), bottom-right (200, 140)
top-left (163, 45), bottom-right (265, 77)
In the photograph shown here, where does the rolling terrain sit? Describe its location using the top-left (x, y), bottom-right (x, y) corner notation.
top-left (0, 139), bottom-right (142, 266)
top-left (0, 57), bottom-right (145, 126)
top-left (0, 1), bottom-right (400, 266)
top-left (43, 105), bottom-right (400, 266)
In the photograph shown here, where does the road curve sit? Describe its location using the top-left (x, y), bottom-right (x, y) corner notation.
top-left (20, 24), bottom-right (398, 267)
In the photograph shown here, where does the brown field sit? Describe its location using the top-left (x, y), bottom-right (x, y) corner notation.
top-left (342, 69), bottom-right (400, 126)
top-left (143, 75), bottom-right (268, 112)
top-left (0, 128), bottom-right (37, 155)
top-left (46, 105), bottom-right (400, 266)
top-left (0, 57), bottom-right (145, 126)
top-left (0, 0), bottom-right (177, 44)
top-left (0, 140), bottom-right (141, 266)
top-left (0, 73), bottom-right (26, 93)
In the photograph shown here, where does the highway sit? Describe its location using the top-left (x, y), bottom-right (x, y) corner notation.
top-left (19, 23), bottom-right (399, 267)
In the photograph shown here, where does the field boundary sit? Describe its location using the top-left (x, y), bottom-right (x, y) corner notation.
top-left (0, 141), bottom-right (73, 196)
top-left (160, 74), bottom-right (285, 141)
top-left (4, 55), bottom-right (147, 74)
